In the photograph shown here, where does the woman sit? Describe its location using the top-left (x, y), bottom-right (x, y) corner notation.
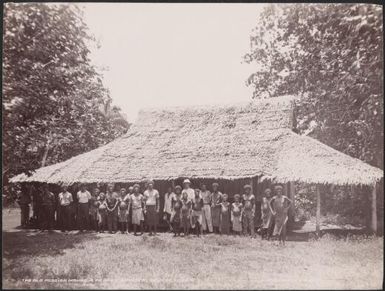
top-left (105, 184), bottom-right (119, 234)
top-left (269, 184), bottom-right (292, 245)
top-left (131, 184), bottom-right (145, 236)
top-left (260, 188), bottom-right (273, 240)
top-left (211, 182), bottom-right (223, 234)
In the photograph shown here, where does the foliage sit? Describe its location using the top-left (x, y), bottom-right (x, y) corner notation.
top-left (2, 3), bottom-right (129, 189)
top-left (244, 4), bottom-right (383, 169)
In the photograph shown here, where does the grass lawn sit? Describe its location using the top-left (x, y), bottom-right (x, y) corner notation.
top-left (2, 208), bottom-right (383, 289)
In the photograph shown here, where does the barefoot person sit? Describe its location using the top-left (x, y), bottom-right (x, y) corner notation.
top-left (89, 187), bottom-right (100, 232)
top-left (200, 184), bottom-right (213, 234)
top-left (97, 193), bottom-right (107, 233)
top-left (231, 194), bottom-right (243, 235)
top-left (163, 186), bottom-right (176, 232)
top-left (211, 182), bottom-right (223, 234)
top-left (242, 184), bottom-right (255, 237)
top-left (143, 180), bottom-right (160, 236)
top-left (191, 189), bottom-right (203, 237)
top-left (181, 191), bottom-right (192, 236)
top-left (17, 188), bottom-right (31, 228)
top-left (131, 184), bottom-right (144, 235)
top-left (220, 193), bottom-right (231, 235)
top-left (77, 184), bottom-right (91, 232)
top-left (261, 188), bottom-right (273, 240)
top-left (171, 189), bottom-right (183, 237)
top-left (58, 185), bottom-right (73, 232)
top-left (118, 188), bottom-right (129, 234)
top-left (105, 184), bottom-right (119, 234)
top-left (41, 184), bottom-right (56, 232)
top-left (269, 184), bottom-right (292, 245)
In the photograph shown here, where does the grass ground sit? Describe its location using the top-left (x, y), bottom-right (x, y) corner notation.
top-left (2, 208), bottom-right (383, 289)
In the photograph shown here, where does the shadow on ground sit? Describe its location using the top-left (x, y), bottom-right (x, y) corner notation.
top-left (3, 230), bottom-right (101, 259)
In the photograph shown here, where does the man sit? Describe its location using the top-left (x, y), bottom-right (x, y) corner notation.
top-left (260, 188), bottom-right (273, 239)
top-left (124, 186), bottom-right (133, 233)
top-left (181, 179), bottom-right (195, 201)
top-left (163, 186), bottom-right (176, 232)
top-left (200, 184), bottom-right (213, 233)
top-left (77, 184), bottom-right (91, 232)
top-left (211, 182), bottom-right (223, 234)
top-left (41, 184), bottom-right (56, 232)
top-left (89, 187), bottom-right (100, 232)
top-left (242, 184), bottom-right (255, 237)
top-left (16, 187), bottom-right (31, 228)
top-left (143, 180), bottom-right (160, 236)
top-left (269, 184), bottom-right (292, 245)
top-left (58, 185), bottom-right (73, 233)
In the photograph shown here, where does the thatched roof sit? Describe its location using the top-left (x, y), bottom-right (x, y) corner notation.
top-left (10, 95), bottom-right (383, 186)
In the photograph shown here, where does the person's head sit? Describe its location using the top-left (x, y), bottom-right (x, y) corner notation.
top-left (167, 186), bottom-right (172, 193)
top-left (120, 188), bottom-right (126, 196)
top-left (128, 186), bottom-right (134, 194)
top-left (133, 184), bottom-right (140, 194)
top-left (147, 180), bottom-right (154, 190)
top-left (183, 179), bottom-right (191, 189)
top-left (194, 188), bottom-right (200, 198)
top-left (99, 192), bottom-right (105, 200)
top-left (212, 183), bottom-right (219, 192)
top-left (182, 191), bottom-right (188, 200)
top-left (175, 185), bottom-right (182, 195)
top-left (264, 188), bottom-right (272, 198)
top-left (94, 187), bottom-right (100, 196)
top-left (107, 184), bottom-right (114, 193)
top-left (62, 185), bottom-right (68, 192)
top-left (80, 184), bottom-right (86, 192)
top-left (201, 184), bottom-right (207, 191)
top-left (274, 184), bottom-right (283, 196)
top-left (244, 184), bottom-right (252, 195)
top-left (234, 194), bottom-right (240, 202)
top-left (223, 193), bottom-right (228, 202)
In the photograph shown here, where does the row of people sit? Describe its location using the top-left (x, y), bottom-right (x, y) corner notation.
top-left (17, 179), bottom-right (292, 243)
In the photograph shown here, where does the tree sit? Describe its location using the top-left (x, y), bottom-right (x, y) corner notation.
top-left (244, 3), bottom-right (383, 169)
top-left (2, 3), bottom-right (129, 186)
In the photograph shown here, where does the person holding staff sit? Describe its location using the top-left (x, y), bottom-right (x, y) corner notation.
top-left (269, 184), bottom-right (292, 245)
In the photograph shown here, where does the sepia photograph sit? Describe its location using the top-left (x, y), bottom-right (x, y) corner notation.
top-left (2, 2), bottom-right (384, 290)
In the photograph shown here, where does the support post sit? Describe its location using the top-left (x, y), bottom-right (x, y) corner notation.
top-left (289, 181), bottom-right (296, 223)
top-left (371, 182), bottom-right (377, 235)
top-left (316, 184), bottom-right (321, 236)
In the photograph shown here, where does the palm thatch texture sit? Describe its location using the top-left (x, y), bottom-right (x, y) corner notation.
top-left (10, 95), bottom-right (383, 186)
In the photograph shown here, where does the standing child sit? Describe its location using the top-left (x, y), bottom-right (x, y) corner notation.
top-left (180, 191), bottom-right (192, 236)
top-left (231, 194), bottom-right (243, 235)
top-left (220, 194), bottom-right (231, 235)
top-left (131, 184), bottom-right (145, 236)
top-left (97, 193), bottom-right (107, 233)
top-left (191, 189), bottom-right (203, 237)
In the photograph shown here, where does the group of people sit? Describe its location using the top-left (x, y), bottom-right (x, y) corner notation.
top-left (17, 179), bottom-right (292, 244)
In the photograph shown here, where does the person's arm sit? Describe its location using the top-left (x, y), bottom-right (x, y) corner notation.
top-left (230, 204), bottom-right (234, 222)
top-left (156, 191), bottom-right (160, 212)
top-left (269, 197), bottom-right (276, 215)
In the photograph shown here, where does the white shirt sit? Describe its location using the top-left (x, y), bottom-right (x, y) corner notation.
top-left (163, 192), bottom-right (176, 214)
top-left (144, 189), bottom-right (159, 206)
top-left (182, 188), bottom-right (197, 201)
top-left (59, 191), bottom-right (73, 206)
top-left (77, 190), bottom-right (91, 204)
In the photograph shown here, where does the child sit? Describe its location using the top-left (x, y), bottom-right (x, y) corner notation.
top-left (231, 194), bottom-right (243, 235)
top-left (180, 191), bottom-right (191, 236)
top-left (191, 188), bottom-right (203, 237)
top-left (118, 189), bottom-right (129, 234)
top-left (171, 186), bottom-right (182, 237)
top-left (220, 194), bottom-right (231, 235)
top-left (131, 184), bottom-right (144, 236)
top-left (97, 193), bottom-right (107, 233)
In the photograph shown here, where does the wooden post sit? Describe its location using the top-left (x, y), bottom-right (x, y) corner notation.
top-left (316, 184), bottom-right (321, 236)
top-left (289, 181), bottom-right (296, 223)
top-left (371, 183), bottom-right (377, 235)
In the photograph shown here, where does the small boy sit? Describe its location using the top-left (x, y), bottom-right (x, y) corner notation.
top-left (191, 188), bottom-right (203, 237)
top-left (180, 191), bottom-right (191, 237)
top-left (231, 194), bottom-right (243, 235)
top-left (220, 193), bottom-right (231, 235)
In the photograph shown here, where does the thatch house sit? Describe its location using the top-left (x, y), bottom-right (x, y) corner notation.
top-left (11, 95), bottom-right (383, 233)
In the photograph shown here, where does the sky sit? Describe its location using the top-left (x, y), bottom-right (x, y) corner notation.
top-left (82, 3), bottom-right (265, 122)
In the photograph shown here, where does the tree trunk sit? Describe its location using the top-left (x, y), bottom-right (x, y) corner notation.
top-left (371, 183), bottom-right (377, 235)
top-left (41, 142), bottom-right (50, 167)
top-left (316, 185), bottom-right (321, 236)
